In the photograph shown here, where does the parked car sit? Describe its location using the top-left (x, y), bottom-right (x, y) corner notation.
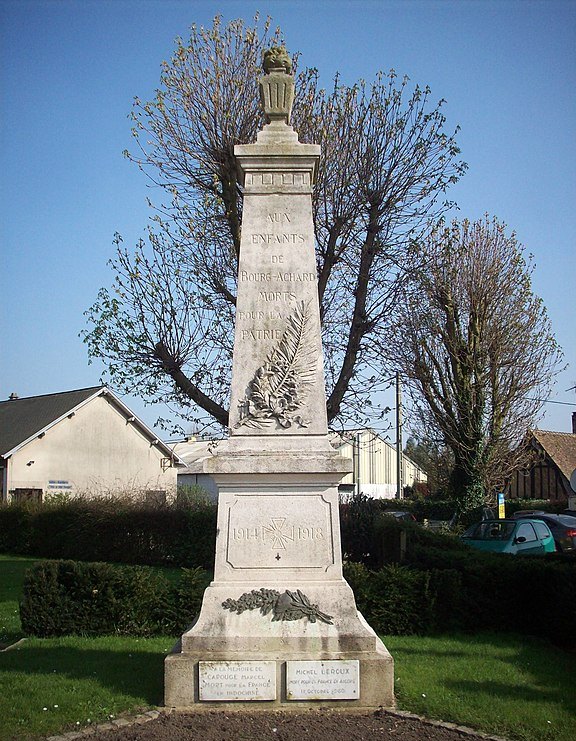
top-left (512, 513), bottom-right (576, 553)
top-left (510, 510), bottom-right (546, 519)
top-left (384, 510), bottom-right (417, 522)
top-left (461, 519), bottom-right (555, 555)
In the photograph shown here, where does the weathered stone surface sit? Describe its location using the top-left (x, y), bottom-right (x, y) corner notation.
top-left (229, 142), bottom-right (325, 436)
top-left (164, 51), bottom-right (394, 711)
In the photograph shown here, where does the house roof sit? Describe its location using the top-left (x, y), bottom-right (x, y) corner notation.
top-left (173, 440), bottom-right (215, 474)
top-left (0, 387), bottom-right (102, 457)
top-left (531, 430), bottom-right (576, 481)
top-left (0, 386), bottom-right (183, 463)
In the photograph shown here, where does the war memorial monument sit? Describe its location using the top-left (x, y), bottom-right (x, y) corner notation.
top-left (164, 47), bottom-right (395, 709)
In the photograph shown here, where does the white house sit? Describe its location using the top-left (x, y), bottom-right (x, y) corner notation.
top-left (173, 437), bottom-right (219, 501)
top-left (0, 386), bottom-right (183, 503)
top-left (332, 428), bottom-right (427, 499)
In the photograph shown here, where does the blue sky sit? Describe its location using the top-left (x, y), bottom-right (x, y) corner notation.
top-left (1, 0), bottom-right (575, 439)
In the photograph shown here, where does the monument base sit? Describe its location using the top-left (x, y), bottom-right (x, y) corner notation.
top-left (164, 580), bottom-right (395, 709)
top-left (164, 443), bottom-right (394, 709)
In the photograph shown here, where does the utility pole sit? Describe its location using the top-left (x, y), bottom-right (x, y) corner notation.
top-left (396, 371), bottom-right (403, 499)
top-left (355, 430), bottom-right (362, 496)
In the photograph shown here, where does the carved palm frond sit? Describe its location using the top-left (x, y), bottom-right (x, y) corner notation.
top-left (237, 301), bottom-right (318, 428)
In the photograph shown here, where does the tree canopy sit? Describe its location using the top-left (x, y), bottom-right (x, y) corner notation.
top-left (83, 15), bottom-right (466, 432)
top-left (387, 216), bottom-right (564, 510)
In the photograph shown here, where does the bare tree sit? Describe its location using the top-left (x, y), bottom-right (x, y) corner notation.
top-left (83, 15), bottom-right (466, 431)
top-left (387, 216), bottom-right (564, 510)
top-left (404, 435), bottom-right (453, 497)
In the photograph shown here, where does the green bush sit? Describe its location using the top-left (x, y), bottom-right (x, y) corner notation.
top-left (504, 499), bottom-right (556, 515)
top-left (403, 543), bottom-right (576, 644)
top-left (0, 499), bottom-right (217, 569)
top-left (345, 517), bottom-right (576, 645)
top-left (344, 552), bottom-right (576, 645)
top-left (343, 560), bottom-right (371, 613)
top-left (7, 494), bottom-right (576, 646)
top-left (346, 562), bottom-right (462, 636)
top-left (340, 493), bottom-right (383, 565)
top-left (365, 564), bottom-right (433, 635)
top-left (340, 493), bottom-right (467, 568)
top-left (19, 560), bottom-right (210, 638)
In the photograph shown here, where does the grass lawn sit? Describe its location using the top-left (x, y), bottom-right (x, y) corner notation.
top-left (386, 632), bottom-right (576, 741)
top-left (0, 634), bottom-right (173, 740)
top-left (0, 555), bottom-right (38, 647)
top-left (1, 554), bottom-right (575, 740)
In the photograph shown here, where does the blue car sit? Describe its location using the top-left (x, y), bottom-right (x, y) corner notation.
top-left (461, 519), bottom-right (555, 555)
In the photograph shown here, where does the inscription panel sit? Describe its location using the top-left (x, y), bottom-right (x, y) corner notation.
top-left (226, 494), bottom-right (335, 570)
top-left (229, 193), bottom-right (328, 435)
top-left (199, 661), bottom-right (276, 701)
top-left (286, 660), bottom-right (359, 700)
top-left (244, 171), bottom-right (311, 188)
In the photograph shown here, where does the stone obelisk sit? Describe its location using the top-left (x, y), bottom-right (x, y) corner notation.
top-left (164, 47), bottom-right (394, 709)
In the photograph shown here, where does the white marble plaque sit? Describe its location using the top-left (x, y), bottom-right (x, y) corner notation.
top-left (199, 661), bottom-right (276, 701)
top-left (286, 660), bottom-right (359, 700)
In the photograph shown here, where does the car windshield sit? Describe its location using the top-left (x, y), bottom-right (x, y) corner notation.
top-left (465, 521), bottom-right (516, 541)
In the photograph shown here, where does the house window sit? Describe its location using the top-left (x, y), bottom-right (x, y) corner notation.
top-left (12, 488), bottom-right (43, 504)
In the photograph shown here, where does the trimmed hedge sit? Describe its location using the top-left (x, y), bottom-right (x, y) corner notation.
top-left (22, 554), bottom-right (575, 644)
top-left (341, 499), bottom-right (576, 645)
top-left (1, 495), bottom-right (566, 570)
top-left (20, 560), bottom-right (210, 637)
top-left (405, 542), bottom-right (576, 642)
top-left (343, 545), bottom-right (576, 645)
top-left (0, 500), bottom-right (216, 569)
top-left (7, 496), bottom-right (576, 645)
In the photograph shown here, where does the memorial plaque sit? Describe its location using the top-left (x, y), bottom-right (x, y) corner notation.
top-left (199, 661), bottom-right (276, 701)
top-left (286, 660), bottom-right (359, 700)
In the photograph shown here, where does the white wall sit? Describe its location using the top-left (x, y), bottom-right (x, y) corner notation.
top-left (7, 394), bottom-right (177, 498)
top-left (336, 430), bottom-right (427, 499)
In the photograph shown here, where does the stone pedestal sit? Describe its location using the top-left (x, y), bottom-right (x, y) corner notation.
top-left (165, 56), bottom-right (394, 710)
top-left (165, 444), bottom-right (394, 708)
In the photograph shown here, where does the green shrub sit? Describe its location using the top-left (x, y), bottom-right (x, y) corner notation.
top-left (504, 499), bottom-right (556, 515)
top-left (0, 500), bottom-right (217, 569)
top-left (0, 504), bottom-right (34, 554)
top-left (340, 494), bottom-right (468, 569)
top-left (403, 544), bottom-right (576, 644)
top-left (158, 567), bottom-right (211, 633)
top-left (358, 564), bottom-right (462, 636)
top-left (19, 560), bottom-right (210, 638)
top-left (340, 493), bottom-right (383, 565)
top-left (341, 519), bottom-right (576, 645)
top-left (365, 564), bottom-right (432, 635)
top-left (343, 561), bottom-right (371, 613)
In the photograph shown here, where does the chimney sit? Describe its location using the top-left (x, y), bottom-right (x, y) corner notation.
top-left (8, 392), bottom-right (18, 400)
top-left (572, 412), bottom-right (576, 435)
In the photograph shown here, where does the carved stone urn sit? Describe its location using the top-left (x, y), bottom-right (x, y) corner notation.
top-left (259, 46), bottom-right (295, 125)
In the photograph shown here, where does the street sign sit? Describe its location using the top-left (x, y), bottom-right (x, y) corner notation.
top-left (497, 492), bottom-right (505, 519)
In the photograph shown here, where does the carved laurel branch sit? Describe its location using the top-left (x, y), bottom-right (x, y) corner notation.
top-left (222, 588), bottom-right (333, 625)
top-left (236, 301), bottom-right (317, 430)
